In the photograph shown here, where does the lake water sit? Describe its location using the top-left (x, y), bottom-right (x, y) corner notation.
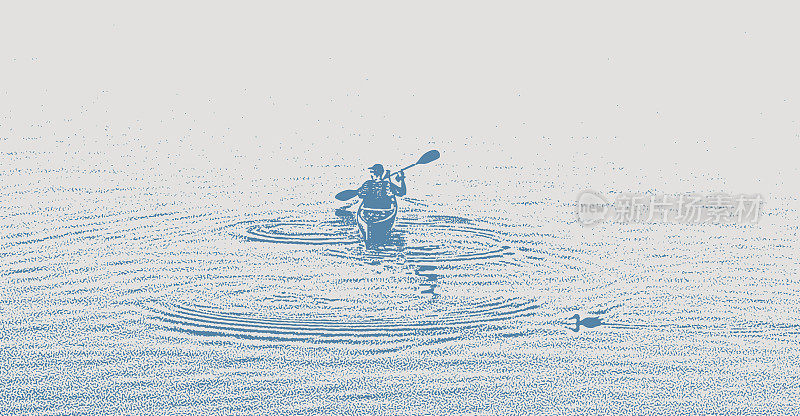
top-left (2, 162), bottom-right (799, 415)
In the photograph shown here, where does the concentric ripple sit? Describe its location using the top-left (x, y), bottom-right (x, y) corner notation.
top-left (232, 218), bottom-right (360, 245)
top-left (229, 214), bottom-right (512, 265)
top-left (323, 218), bottom-right (511, 264)
top-left (144, 297), bottom-right (539, 350)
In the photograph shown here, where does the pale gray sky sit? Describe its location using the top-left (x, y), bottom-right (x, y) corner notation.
top-left (2, 2), bottom-right (798, 201)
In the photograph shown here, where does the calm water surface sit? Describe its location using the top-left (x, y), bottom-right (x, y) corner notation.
top-left (2, 169), bottom-right (799, 415)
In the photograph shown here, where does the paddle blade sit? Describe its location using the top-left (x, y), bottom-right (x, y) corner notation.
top-left (335, 189), bottom-right (359, 201)
top-left (416, 150), bottom-right (440, 165)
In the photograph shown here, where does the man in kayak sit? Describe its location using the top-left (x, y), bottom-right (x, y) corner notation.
top-left (357, 164), bottom-right (406, 209)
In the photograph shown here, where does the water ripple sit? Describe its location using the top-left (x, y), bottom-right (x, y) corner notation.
top-left (144, 297), bottom-right (539, 350)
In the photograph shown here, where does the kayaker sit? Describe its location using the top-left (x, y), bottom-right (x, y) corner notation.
top-left (357, 164), bottom-right (406, 209)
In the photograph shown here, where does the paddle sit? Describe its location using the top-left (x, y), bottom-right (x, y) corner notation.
top-left (334, 150), bottom-right (441, 201)
top-left (384, 149), bottom-right (440, 179)
top-left (335, 189), bottom-right (359, 201)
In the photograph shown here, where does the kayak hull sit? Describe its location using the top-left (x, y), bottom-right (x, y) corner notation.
top-left (356, 198), bottom-right (397, 247)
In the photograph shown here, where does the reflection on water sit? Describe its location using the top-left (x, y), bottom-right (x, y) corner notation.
top-left (416, 265), bottom-right (440, 297)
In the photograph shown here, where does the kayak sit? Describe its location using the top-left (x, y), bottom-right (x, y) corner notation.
top-left (357, 197), bottom-right (397, 246)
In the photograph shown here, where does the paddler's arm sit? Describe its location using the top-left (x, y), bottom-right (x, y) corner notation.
top-left (391, 172), bottom-right (407, 197)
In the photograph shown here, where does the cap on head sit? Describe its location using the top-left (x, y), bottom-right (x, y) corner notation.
top-left (368, 163), bottom-right (384, 177)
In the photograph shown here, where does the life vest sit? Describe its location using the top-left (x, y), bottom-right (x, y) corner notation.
top-left (358, 180), bottom-right (393, 208)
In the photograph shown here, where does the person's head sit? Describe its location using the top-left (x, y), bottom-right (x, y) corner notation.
top-left (368, 164), bottom-right (384, 180)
